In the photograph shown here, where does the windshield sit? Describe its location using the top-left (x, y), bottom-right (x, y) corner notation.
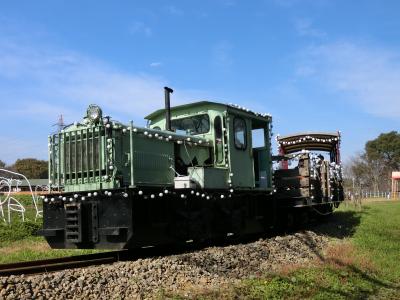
top-left (171, 114), bottom-right (210, 135)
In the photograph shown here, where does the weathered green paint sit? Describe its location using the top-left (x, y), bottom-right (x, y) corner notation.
top-left (129, 121), bottom-right (134, 187)
top-left (227, 114), bottom-right (254, 188)
top-left (49, 101), bottom-right (273, 193)
top-left (146, 101), bottom-right (273, 190)
top-left (131, 135), bottom-right (175, 186)
top-left (188, 167), bottom-right (228, 189)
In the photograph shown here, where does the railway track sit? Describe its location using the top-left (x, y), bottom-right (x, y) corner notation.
top-left (0, 244), bottom-right (199, 277)
top-left (0, 251), bottom-right (129, 277)
top-left (0, 222), bottom-right (325, 277)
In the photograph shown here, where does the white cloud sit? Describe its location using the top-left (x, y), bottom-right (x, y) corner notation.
top-left (219, 0), bottom-right (236, 6)
top-left (213, 40), bottom-right (233, 69)
top-left (0, 38), bottom-right (192, 122)
top-left (0, 135), bottom-right (47, 164)
top-left (273, 0), bottom-right (330, 8)
top-left (4, 101), bottom-right (79, 121)
top-left (294, 19), bottom-right (326, 38)
top-left (165, 5), bottom-right (184, 16)
top-left (273, 0), bottom-right (299, 7)
top-left (297, 42), bottom-right (400, 118)
top-left (149, 62), bottom-right (162, 67)
top-left (0, 32), bottom-right (212, 163)
top-left (129, 21), bottom-right (152, 37)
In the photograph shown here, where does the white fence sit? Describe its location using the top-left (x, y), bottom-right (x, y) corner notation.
top-left (0, 169), bottom-right (46, 224)
top-left (364, 191), bottom-right (400, 199)
top-left (347, 191), bottom-right (400, 199)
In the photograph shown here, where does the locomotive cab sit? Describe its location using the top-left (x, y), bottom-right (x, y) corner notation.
top-left (146, 101), bottom-right (273, 191)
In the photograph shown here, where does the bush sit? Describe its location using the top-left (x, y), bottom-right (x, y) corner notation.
top-left (0, 219), bottom-right (42, 243)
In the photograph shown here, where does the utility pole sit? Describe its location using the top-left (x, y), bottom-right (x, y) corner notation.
top-left (52, 115), bottom-right (65, 133)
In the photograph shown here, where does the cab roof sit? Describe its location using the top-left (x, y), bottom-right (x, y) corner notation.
top-left (145, 101), bottom-right (271, 122)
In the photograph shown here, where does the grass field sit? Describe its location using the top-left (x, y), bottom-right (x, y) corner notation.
top-left (0, 194), bottom-right (102, 264)
top-left (1, 197), bottom-right (400, 299)
top-left (234, 201), bottom-right (400, 299)
top-left (170, 200), bottom-right (400, 299)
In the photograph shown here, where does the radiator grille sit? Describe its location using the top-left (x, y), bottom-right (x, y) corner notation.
top-left (50, 127), bottom-right (106, 186)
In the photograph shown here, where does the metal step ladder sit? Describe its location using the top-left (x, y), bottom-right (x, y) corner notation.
top-left (65, 203), bottom-right (82, 243)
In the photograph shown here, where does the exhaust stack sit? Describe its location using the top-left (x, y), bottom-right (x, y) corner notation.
top-left (164, 86), bottom-right (173, 131)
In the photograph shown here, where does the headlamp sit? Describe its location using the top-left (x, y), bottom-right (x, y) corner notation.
top-left (87, 104), bottom-right (102, 122)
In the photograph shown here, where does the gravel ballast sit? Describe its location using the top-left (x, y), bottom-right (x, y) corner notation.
top-left (0, 231), bottom-right (329, 299)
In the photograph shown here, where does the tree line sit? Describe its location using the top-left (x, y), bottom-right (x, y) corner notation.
top-left (0, 158), bottom-right (48, 179)
top-left (344, 131), bottom-right (400, 193)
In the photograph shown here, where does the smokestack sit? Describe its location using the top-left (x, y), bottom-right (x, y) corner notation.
top-left (164, 86), bottom-right (173, 131)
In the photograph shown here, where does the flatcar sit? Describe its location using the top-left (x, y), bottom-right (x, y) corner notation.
top-left (39, 87), bottom-right (343, 249)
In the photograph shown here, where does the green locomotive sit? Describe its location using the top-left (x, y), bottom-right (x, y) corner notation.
top-left (40, 87), bottom-right (343, 249)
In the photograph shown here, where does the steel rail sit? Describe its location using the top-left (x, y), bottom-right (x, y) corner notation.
top-left (0, 245), bottom-right (183, 277)
top-left (0, 250), bottom-right (128, 277)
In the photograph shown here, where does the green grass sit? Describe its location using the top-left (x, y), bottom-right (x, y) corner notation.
top-left (236, 201), bottom-right (400, 300)
top-left (0, 219), bottom-right (41, 243)
top-left (0, 194), bottom-right (43, 245)
top-left (351, 202), bottom-right (400, 282)
top-left (169, 200), bottom-right (400, 299)
top-left (234, 266), bottom-right (381, 300)
top-left (0, 194), bottom-right (103, 264)
top-left (0, 237), bottom-right (102, 264)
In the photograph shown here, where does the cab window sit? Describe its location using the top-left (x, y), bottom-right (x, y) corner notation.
top-left (171, 114), bottom-right (210, 135)
top-left (234, 117), bottom-right (247, 150)
top-left (214, 116), bottom-right (223, 163)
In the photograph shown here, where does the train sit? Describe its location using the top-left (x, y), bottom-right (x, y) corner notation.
top-left (39, 87), bottom-right (344, 249)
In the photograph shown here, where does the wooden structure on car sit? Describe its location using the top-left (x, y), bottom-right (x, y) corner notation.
top-left (275, 132), bottom-right (343, 207)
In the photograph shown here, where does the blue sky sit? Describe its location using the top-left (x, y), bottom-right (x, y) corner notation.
top-left (0, 0), bottom-right (399, 164)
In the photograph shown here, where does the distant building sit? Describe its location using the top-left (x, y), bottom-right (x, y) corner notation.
top-left (392, 172), bottom-right (400, 199)
top-left (9, 179), bottom-right (49, 192)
